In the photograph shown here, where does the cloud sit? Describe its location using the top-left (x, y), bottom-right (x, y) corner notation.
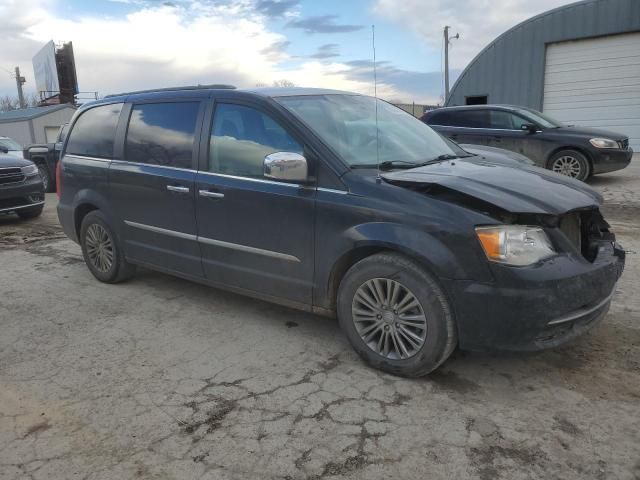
top-left (337, 60), bottom-right (454, 104)
top-left (307, 43), bottom-right (340, 59)
top-left (286, 15), bottom-right (364, 34)
top-left (373, 0), bottom-right (576, 69)
top-left (0, 1), bottom-right (439, 105)
top-left (255, 0), bottom-right (299, 18)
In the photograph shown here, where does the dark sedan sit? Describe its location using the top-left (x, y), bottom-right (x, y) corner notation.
top-left (422, 105), bottom-right (633, 181)
top-left (0, 154), bottom-right (45, 219)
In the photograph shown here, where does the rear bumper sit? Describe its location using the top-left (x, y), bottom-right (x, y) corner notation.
top-left (0, 175), bottom-right (45, 213)
top-left (447, 241), bottom-right (625, 351)
top-left (591, 148), bottom-right (633, 174)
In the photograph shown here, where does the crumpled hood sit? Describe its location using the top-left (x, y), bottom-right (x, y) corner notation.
top-left (381, 156), bottom-right (602, 215)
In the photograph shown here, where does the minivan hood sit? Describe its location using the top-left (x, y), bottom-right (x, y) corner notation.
top-left (381, 156), bottom-right (602, 215)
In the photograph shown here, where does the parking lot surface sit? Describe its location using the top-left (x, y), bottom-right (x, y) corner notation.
top-left (1, 159), bottom-right (639, 480)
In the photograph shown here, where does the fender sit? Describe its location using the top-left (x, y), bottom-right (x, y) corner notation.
top-left (314, 221), bottom-right (493, 310)
top-left (71, 188), bottom-right (121, 241)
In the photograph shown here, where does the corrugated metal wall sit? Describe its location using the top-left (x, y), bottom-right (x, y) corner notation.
top-left (446, 0), bottom-right (640, 109)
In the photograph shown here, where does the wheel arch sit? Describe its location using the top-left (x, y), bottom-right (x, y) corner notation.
top-left (72, 190), bottom-right (119, 241)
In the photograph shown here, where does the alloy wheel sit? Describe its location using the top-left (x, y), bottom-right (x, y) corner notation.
top-left (85, 224), bottom-right (114, 273)
top-left (552, 155), bottom-right (582, 178)
top-left (351, 278), bottom-right (427, 360)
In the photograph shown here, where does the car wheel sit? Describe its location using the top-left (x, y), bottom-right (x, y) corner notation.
top-left (549, 150), bottom-right (590, 181)
top-left (337, 252), bottom-right (457, 377)
top-left (16, 205), bottom-right (44, 220)
top-left (35, 162), bottom-right (53, 192)
top-left (80, 211), bottom-right (135, 283)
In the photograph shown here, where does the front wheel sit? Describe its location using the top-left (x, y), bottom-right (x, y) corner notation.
top-left (549, 150), bottom-right (590, 181)
top-left (337, 253), bottom-right (457, 377)
top-left (80, 211), bottom-right (135, 283)
top-left (35, 162), bottom-right (54, 192)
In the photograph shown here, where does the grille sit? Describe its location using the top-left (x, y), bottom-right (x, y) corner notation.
top-left (617, 139), bottom-right (629, 150)
top-left (0, 167), bottom-right (24, 185)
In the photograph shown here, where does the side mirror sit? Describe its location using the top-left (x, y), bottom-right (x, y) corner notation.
top-left (0, 146), bottom-right (8, 154)
top-left (521, 123), bottom-right (538, 134)
top-left (264, 152), bottom-right (308, 182)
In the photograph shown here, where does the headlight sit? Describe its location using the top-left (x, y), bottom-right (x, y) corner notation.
top-left (475, 225), bottom-right (555, 266)
top-left (21, 164), bottom-right (39, 176)
top-left (589, 138), bottom-right (618, 149)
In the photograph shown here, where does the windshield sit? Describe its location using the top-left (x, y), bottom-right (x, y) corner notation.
top-left (276, 94), bottom-right (466, 167)
top-left (0, 138), bottom-right (22, 150)
top-left (516, 108), bottom-right (563, 129)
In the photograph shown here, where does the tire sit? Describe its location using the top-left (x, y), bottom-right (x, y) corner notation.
top-left (548, 150), bottom-right (590, 182)
top-left (80, 210), bottom-right (135, 283)
top-left (35, 162), bottom-right (54, 192)
top-left (337, 252), bottom-right (457, 377)
top-left (17, 205), bottom-right (43, 219)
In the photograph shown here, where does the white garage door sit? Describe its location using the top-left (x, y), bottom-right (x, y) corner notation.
top-left (543, 32), bottom-right (640, 151)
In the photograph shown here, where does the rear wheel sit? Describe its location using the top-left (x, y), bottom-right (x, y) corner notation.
top-left (80, 211), bottom-right (135, 283)
top-left (549, 150), bottom-right (590, 181)
top-left (337, 252), bottom-right (457, 377)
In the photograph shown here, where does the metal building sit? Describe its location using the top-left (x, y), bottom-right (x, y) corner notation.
top-left (446, 0), bottom-right (640, 149)
top-left (0, 104), bottom-right (76, 147)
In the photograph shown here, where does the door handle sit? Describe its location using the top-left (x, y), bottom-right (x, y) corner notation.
top-left (199, 189), bottom-right (224, 199)
top-left (167, 185), bottom-right (190, 193)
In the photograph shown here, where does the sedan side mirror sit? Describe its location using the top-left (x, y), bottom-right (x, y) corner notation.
top-left (521, 123), bottom-right (538, 134)
top-left (264, 152), bottom-right (308, 182)
top-left (0, 146), bottom-right (8, 154)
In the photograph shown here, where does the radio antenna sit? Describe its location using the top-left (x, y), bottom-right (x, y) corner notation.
top-left (372, 25), bottom-right (381, 182)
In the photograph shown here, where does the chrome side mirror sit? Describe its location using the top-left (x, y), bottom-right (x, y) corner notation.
top-left (264, 152), bottom-right (308, 182)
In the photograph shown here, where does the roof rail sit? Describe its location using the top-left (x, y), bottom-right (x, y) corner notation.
top-left (104, 84), bottom-right (236, 98)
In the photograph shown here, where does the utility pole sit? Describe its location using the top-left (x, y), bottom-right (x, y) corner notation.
top-left (14, 67), bottom-right (26, 109)
top-left (443, 26), bottom-right (459, 103)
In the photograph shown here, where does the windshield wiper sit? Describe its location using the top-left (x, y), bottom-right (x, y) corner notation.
top-left (351, 154), bottom-right (473, 171)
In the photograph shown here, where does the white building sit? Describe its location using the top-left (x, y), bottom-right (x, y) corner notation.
top-left (0, 104), bottom-right (76, 146)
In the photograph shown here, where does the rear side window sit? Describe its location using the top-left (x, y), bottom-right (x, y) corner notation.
top-left (66, 103), bottom-right (123, 158)
top-left (125, 102), bottom-right (200, 169)
top-left (209, 103), bottom-right (303, 177)
top-left (427, 110), bottom-right (456, 126)
top-left (457, 110), bottom-right (490, 128)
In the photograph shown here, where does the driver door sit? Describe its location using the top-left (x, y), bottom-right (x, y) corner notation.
top-left (194, 99), bottom-right (316, 305)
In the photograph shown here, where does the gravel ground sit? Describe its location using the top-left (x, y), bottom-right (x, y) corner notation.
top-left (1, 158), bottom-right (639, 480)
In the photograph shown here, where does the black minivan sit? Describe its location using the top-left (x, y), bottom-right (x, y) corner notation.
top-left (57, 86), bottom-right (625, 376)
top-left (422, 105), bottom-right (633, 181)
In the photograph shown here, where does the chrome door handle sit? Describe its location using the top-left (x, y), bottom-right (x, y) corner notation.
top-left (167, 185), bottom-right (190, 193)
top-left (199, 190), bottom-right (224, 199)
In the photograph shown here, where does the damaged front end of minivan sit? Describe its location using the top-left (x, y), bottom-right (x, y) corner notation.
top-left (382, 158), bottom-right (625, 351)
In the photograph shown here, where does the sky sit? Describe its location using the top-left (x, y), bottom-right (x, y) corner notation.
top-left (0, 0), bottom-right (578, 104)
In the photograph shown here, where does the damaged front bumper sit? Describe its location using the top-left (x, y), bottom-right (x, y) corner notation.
top-left (445, 240), bottom-right (625, 352)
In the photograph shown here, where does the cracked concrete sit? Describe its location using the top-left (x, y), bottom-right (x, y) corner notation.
top-left (1, 158), bottom-right (639, 479)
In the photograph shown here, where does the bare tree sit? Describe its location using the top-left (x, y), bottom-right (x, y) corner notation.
top-left (272, 79), bottom-right (296, 88)
top-left (0, 94), bottom-right (40, 112)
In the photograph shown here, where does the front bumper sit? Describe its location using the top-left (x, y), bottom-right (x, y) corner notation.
top-left (591, 147), bottom-right (633, 174)
top-left (446, 241), bottom-right (625, 351)
top-left (0, 175), bottom-right (45, 214)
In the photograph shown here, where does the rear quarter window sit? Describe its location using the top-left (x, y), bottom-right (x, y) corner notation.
top-left (66, 103), bottom-right (123, 158)
top-left (427, 110), bottom-right (456, 126)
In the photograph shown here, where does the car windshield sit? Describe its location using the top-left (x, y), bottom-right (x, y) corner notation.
top-left (516, 108), bottom-right (563, 129)
top-left (0, 138), bottom-right (22, 150)
top-left (276, 94), bottom-right (467, 167)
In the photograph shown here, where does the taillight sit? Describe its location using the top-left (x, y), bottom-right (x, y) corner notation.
top-left (55, 159), bottom-right (62, 198)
